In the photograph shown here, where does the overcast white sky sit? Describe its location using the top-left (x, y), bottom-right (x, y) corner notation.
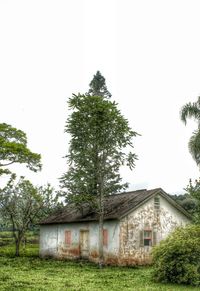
top-left (0, 0), bottom-right (200, 194)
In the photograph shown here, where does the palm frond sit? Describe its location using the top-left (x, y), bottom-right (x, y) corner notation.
top-left (188, 129), bottom-right (200, 165)
top-left (180, 103), bottom-right (200, 125)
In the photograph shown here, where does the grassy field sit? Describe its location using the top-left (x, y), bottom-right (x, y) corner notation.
top-left (0, 241), bottom-right (199, 290)
top-left (0, 230), bottom-right (39, 247)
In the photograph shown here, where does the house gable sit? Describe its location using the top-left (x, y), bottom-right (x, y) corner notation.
top-left (118, 192), bottom-right (190, 265)
top-left (119, 188), bottom-right (192, 221)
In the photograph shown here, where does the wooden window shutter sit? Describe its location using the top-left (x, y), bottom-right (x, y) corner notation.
top-left (139, 230), bottom-right (144, 247)
top-left (65, 230), bottom-right (71, 245)
top-left (103, 229), bottom-right (108, 247)
top-left (152, 231), bottom-right (157, 246)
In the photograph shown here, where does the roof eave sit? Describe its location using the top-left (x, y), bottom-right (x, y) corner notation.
top-left (39, 216), bottom-right (118, 225)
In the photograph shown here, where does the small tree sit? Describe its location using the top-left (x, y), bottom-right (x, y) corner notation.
top-left (185, 178), bottom-right (200, 223)
top-left (0, 123), bottom-right (41, 175)
top-left (0, 175), bottom-right (59, 256)
top-left (60, 93), bottom-right (138, 266)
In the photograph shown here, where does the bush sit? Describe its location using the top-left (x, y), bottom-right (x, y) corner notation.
top-left (152, 225), bottom-right (200, 286)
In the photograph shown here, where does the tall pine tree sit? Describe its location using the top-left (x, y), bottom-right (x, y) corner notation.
top-left (60, 73), bottom-right (138, 266)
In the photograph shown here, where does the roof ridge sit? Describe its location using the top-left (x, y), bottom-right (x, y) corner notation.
top-left (107, 188), bottom-right (163, 197)
top-left (108, 189), bottom-right (147, 197)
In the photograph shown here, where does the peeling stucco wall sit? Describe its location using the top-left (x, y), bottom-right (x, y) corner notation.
top-left (40, 194), bottom-right (190, 265)
top-left (40, 220), bottom-right (120, 264)
top-left (119, 195), bottom-right (190, 265)
top-left (39, 224), bottom-right (58, 257)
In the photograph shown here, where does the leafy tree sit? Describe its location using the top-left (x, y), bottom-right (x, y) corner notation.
top-left (87, 71), bottom-right (112, 98)
top-left (0, 123), bottom-right (41, 175)
top-left (180, 197), bottom-right (197, 213)
top-left (185, 178), bottom-right (200, 223)
top-left (170, 193), bottom-right (197, 213)
top-left (60, 93), bottom-right (138, 266)
top-left (152, 225), bottom-right (200, 286)
top-left (0, 175), bottom-right (60, 256)
top-left (81, 71), bottom-right (112, 198)
top-left (180, 97), bottom-right (200, 165)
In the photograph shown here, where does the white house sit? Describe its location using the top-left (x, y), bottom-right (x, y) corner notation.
top-left (39, 188), bottom-right (191, 265)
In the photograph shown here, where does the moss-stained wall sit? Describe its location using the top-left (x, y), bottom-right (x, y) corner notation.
top-left (40, 194), bottom-right (190, 266)
top-left (119, 195), bottom-right (190, 265)
top-left (40, 220), bottom-right (120, 264)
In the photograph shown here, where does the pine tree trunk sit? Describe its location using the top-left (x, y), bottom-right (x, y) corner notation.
top-left (98, 173), bottom-right (104, 268)
top-left (99, 211), bottom-right (104, 268)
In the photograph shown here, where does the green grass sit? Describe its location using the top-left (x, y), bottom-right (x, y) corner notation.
top-left (0, 244), bottom-right (199, 291)
top-left (0, 230), bottom-right (38, 239)
top-left (0, 230), bottom-right (39, 246)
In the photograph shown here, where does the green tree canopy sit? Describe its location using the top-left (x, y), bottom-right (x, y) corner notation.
top-left (60, 92), bottom-right (138, 267)
top-left (170, 193), bottom-right (197, 214)
top-left (185, 178), bottom-right (200, 223)
top-left (0, 123), bottom-right (41, 173)
top-left (87, 71), bottom-right (112, 98)
top-left (0, 123), bottom-right (41, 175)
top-left (60, 94), bottom-right (138, 202)
top-left (180, 96), bottom-right (200, 165)
top-left (0, 175), bottom-right (61, 256)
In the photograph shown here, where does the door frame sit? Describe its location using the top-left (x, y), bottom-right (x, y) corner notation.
top-left (79, 229), bottom-right (90, 258)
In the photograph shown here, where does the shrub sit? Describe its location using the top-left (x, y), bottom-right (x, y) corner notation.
top-left (152, 225), bottom-right (200, 286)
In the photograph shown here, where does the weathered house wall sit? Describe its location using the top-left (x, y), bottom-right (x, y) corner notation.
top-left (39, 191), bottom-right (191, 266)
top-left (40, 220), bottom-right (119, 263)
top-left (39, 224), bottom-right (58, 257)
top-left (119, 195), bottom-right (190, 265)
top-left (159, 196), bottom-right (189, 239)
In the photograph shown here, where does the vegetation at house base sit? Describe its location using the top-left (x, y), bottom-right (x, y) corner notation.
top-left (0, 175), bottom-right (61, 256)
top-left (0, 123), bottom-right (42, 174)
top-left (0, 244), bottom-right (199, 291)
top-left (152, 225), bottom-right (200, 286)
top-left (180, 96), bottom-right (200, 165)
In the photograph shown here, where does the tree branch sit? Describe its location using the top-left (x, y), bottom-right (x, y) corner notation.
top-left (0, 160), bottom-right (16, 167)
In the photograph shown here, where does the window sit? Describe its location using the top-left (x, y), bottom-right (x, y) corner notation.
top-left (144, 230), bottom-right (152, 246)
top-left (140, 229), bottom-right (157, 247)
top-left (154, 195), bottom-right (160, 211)
top-left (65, 230), bottom-right (71, 245)
top-left (103, 229), bottom-right (108, 247)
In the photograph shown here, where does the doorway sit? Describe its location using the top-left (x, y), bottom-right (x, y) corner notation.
top-left (80, 230), bottom-right (89, 258)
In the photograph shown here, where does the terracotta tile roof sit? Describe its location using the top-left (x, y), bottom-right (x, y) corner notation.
top-left (40, 188), bottom-right (169, 225)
